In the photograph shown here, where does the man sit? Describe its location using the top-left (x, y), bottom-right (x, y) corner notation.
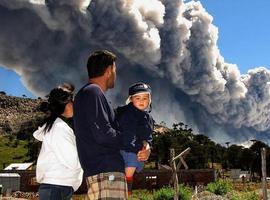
top-left (73, 50), bottom-right (150, 200)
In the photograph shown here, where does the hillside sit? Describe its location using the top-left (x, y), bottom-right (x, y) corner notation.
top-left (0, 93), bottom-right (46, 136)
top-left (0, 93), bottom-right (169, 137)
top-left (0, 93), bottom-right (47, 169)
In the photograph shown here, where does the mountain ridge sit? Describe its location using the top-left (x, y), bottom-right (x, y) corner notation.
top-left (0, 93), bottom-right (169, 137)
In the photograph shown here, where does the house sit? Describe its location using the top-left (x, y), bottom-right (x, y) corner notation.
top-left (230, 169), bottom-right (251, 181)
top-left (0, 173), bottom-right (20, 193)
top-left (4, 163), bottom-right (33, 171)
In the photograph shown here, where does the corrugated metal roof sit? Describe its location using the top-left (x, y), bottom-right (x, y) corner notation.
top-left (0, 173), bottom-right (20, 177)
top-left (4, 163), bottom-right (33, 170)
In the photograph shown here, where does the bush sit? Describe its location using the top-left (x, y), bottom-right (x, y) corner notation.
top-left (179, 184), bottom-right (192, 200)
top-left (206, 179), bottom-right (233, 195)
top-left (131, 189), bottom-right (153, 200)
top-left (153, 187), bottom-right (174, 200)
top-left (152, 185), bottom-right (193, 200)
top-left (231, 191), bottom-right (259, 200)
top-left (241, 191), bottom-right (259, 200)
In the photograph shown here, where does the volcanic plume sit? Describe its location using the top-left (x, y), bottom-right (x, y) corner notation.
top-left (0, 0), bottom-right (270, 144)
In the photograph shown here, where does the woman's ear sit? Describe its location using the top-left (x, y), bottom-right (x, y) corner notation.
top-left (62, 102), bottom-right (73, 118)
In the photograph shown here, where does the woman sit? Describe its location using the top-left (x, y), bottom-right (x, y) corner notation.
top-left (33, 83), bottom-right (83, 200)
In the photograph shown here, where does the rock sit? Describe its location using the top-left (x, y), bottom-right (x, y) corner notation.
top-left (11, 191), bottom-right (38, 199)
top-left (196, 191), bottom-right (230, 200)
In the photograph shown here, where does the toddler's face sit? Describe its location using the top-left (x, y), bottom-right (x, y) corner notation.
top-left (130, 93), bottom-right (150, 111)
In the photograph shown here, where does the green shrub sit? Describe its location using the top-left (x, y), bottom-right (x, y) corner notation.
top-left (153, 185), bottom-right (193, 200)
top-left (153, 187), bottom-right (174, 200)
top-left (179, 184), bottom-right (192, 200)
top-left (231, 191), bottom-right (259, 200)
top-left (206, 179), bottom-right (233, 195)
top-left (242, 191), bottom-right (260, 200)
top-left (131, 189), bottom-right (153, 200)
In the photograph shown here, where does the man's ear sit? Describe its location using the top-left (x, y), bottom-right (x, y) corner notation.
top-left (105, 66), bottom-right (112, 76)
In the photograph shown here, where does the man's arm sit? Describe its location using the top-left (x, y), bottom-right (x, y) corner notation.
top-left (89, 90), bottom-right (121, 147)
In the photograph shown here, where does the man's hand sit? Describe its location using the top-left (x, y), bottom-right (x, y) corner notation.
top-left (137, 142), bottom-right (151, 162)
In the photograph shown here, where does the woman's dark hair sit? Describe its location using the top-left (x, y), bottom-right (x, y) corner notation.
top-left (87, 50), bottom-right (116, 78)
top-left (43, 83), bottom-right (74, 133)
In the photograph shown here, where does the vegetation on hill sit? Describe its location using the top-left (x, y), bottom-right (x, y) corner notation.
top-left (0, 135), bottom-right (29, 169)
top-left (0, 93), bottom-right (45, 169)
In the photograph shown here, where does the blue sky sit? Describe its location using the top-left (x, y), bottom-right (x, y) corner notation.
top-left (0, 67), bottom-right (34, 98)
top-left (0, 0), bottom-right (270, 98)
top-left (199, 0), bottom-right (270, 73)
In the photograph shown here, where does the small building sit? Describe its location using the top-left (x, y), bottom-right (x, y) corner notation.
top-left (0, 173), bottom-right (20, 193)
top-left (4, 163), bottom-right (33, 171)
top-left (230, 169), bottom-right (251, 181)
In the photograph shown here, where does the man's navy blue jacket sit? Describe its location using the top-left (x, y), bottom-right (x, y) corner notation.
top-left (116, 103), bottom-right (154, 153)
top-left (73, 83), bottom-right (124, 177)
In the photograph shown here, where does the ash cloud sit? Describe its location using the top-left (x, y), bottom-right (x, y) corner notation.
top-left (0, 0), bottom-right (270, 144)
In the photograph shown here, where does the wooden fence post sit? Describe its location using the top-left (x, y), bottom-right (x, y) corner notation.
top-left (261, 148), bottom-right (268, 200)
top-left (170, 148), bottom-right (179, 200)
top-left (169, 148), bottom-right (191, 200)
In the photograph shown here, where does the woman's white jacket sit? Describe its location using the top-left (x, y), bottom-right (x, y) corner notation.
top-left (33, 117), bottom-right (83, 191)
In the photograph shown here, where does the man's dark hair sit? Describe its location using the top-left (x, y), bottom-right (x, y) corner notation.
top-left (87, 50), bottom-right (117, 78)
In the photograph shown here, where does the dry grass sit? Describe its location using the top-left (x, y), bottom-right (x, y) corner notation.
top-left (233, 182), bottom-right (268, 191)
top-left (72, 194), bottom-right (144, 200)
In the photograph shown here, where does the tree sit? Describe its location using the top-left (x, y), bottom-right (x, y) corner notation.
top-left (226, 144), bottom-right (243, 169)
top-left (194, 134), bottom-right (212, 145)
top-left (249, 141), bottom-right (269, 179)
top-left (25, 138), bottom-right (41, 163)
top-left (151, 122), bottom-right (270, 172)
top-left (239, 148), bottom-right (253, 171)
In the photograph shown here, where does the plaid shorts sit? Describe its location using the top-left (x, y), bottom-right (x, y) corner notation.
top-left (85, 172), bottom-right (128, 200)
